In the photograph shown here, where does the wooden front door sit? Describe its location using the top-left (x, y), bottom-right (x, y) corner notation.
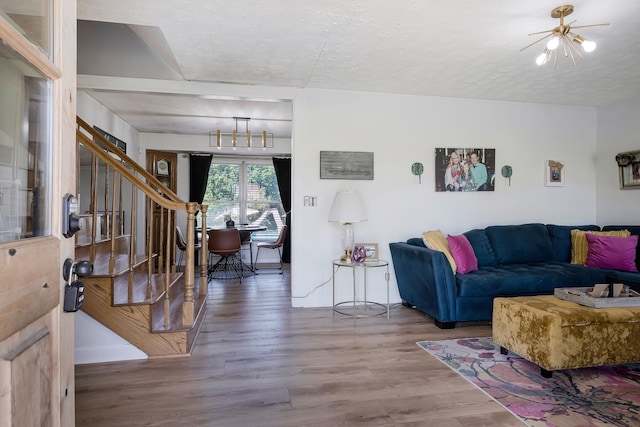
top-left (0, 1), bottom-right (76, 426)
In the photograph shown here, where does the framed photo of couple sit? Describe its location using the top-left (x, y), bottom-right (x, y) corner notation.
top-left (435, 148), bottom-right (496, 192)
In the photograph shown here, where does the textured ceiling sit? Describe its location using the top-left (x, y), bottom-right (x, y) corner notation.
top-left (76, 0), bottom-right (640, 137)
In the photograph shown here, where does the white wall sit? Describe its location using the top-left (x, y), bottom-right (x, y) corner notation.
top-left (291, 88), bottom-right (598, 308)
top-left (74, 311), bottom-right (147, 364)
top-left (76, 91), bottom-right (146, 363)
top-left (596, 97), bottom-right (640, 225)
top-left (77, 92), bottom-right (141, 161)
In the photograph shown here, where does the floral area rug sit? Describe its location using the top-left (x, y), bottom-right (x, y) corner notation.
top-left (418, 337), bottom-right (640, 427)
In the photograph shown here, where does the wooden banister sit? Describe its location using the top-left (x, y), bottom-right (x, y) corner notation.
top-left (77, 117), bottom-right (182, 204)
top-left (76, 116), bottom-right (207, 329)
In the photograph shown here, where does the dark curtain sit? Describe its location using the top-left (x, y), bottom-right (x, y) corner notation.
top-left (189, 154), bottom-right (213, 223)
top-left (272, 157), bottom-right (291, 263)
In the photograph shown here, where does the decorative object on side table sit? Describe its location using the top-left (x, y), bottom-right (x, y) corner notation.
top-left (411, 162), bottom-right (424, 183)
top-left (352, 245), bottom-right (366, 263)
top-left (357, 242), bottom-right (378, 262)
top-left (328, 190), bottom-right (368, 262)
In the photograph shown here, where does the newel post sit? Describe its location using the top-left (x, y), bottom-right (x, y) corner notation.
top-left (182, 202), bottom-right (197, 326)
top-left (199, 204), bottom-right (209, 295)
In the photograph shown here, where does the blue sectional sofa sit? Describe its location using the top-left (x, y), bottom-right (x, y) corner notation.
top-left (389, 223), bottom-right (640, 329)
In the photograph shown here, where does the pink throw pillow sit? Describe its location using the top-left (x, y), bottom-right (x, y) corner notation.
top-left (585, 233), bottom-right (638, 272)
top-left (447, 234), bottom-right (478, 274)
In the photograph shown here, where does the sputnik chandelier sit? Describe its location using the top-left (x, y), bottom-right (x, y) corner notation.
top-left (521, 5), bottom-right (608, 69)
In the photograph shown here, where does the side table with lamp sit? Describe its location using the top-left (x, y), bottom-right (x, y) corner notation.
top-left (328, 190), bottom-right (389, 322)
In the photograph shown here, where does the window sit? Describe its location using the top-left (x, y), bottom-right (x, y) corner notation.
top-left (203, 158), bottom-right (284, 239)
top-left (0, 37), bottom-right (52, 242)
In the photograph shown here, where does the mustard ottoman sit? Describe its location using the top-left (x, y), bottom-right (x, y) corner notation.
top-left (492, 295), bottom-right (640, 377)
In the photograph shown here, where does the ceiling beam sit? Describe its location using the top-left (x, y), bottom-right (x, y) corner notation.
top-left (77, 75), bottom-right (301, 102)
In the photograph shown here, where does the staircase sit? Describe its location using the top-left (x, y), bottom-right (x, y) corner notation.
top-left (75, 117), bottom-right (209, 357)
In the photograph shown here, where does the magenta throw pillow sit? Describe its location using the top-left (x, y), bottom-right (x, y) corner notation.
top-left (447, 234), bottom-right (478, 274)
top-left (585, 233), bottom-right (639, 272)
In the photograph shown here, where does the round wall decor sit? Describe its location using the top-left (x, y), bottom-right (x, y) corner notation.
top-left (411, 162), bottom-right (424, 183)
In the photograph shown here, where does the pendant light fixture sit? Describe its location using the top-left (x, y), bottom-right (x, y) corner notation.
top-left (211, 117), bottom-right (273, 151)
top-left (521, 5), bottom-right (609, 70)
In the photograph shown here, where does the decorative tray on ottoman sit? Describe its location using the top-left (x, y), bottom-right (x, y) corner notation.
top-left (554, 286), bottom-right (640, 308)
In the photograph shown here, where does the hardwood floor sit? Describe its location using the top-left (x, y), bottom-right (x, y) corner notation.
top-left (75, 267), bottom-right (521, 426)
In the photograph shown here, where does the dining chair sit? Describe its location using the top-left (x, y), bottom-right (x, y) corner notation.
top-left (175, 226), bottom-right (201, 272)
top-left (207, 228), bottom-right (243, 282)
top-left (254, 225), bottom-right (288, 274)
top-left (240, 230), bottom-right (254, 270)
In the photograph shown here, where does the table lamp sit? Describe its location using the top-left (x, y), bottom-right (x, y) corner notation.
top-left (328, 190), bottom-right (367, 262)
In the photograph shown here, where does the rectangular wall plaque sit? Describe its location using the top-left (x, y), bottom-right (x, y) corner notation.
top-left (320, 151), bottom-right (374, 180)
top-left (93, 126), bottom-right (127, 154)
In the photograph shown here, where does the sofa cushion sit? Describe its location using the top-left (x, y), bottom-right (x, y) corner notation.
top-left (485, 223), bottom-right (555, 264)
top-left (406, 237), bottom-right (426, 247)
top-left (464, 228), bottom-right (496, 267)
top-left (422, 230), bottom-right (457, 273)
top-left (571, 229), bottom-right (630, 265)
top-left (447, 234), bottom-right (478, 274)
top-left (456, 262), bottom-right (606, 298)
top-left (546, 224), bottom-right (600, 262)
top-left (602, 226), bottom-right (640, 271)
top-left (585, 233), bottom-right (638, 272)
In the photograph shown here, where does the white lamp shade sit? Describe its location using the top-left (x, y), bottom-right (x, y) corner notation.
top-left (328, 190), bottom-right (367, 224)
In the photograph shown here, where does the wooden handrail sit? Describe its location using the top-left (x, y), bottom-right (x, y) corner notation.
top-left (77, 131), bottom-right (185, 211)
top-left (77, 117), bottom-right (182, 201)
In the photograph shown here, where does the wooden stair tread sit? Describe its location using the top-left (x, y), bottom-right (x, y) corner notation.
top-left (113, 272), bottom-right (183, 305)
top-left (91, 253), bottom-right (151, 276)
top-left (76, 234), bottom-right (110, 246)
top-left (76, 233), bottom-right (130, 249)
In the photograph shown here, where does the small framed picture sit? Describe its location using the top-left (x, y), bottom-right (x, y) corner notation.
top-left (356, 242), bottom-right (379, 262)
top-left (617, 150), bottom-right (640, 189)
top-left (545, 160), bottom-right (564, 187)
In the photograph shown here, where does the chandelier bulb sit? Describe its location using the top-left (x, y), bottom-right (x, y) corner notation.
top-left (547, 36), bottom-right (560, 50)
top-left (582, 40), bottom-right (596, 53)
top-left (536, 50), bottom-right (550, 66)
top-left (573, 34), bottom-right (597, 53)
